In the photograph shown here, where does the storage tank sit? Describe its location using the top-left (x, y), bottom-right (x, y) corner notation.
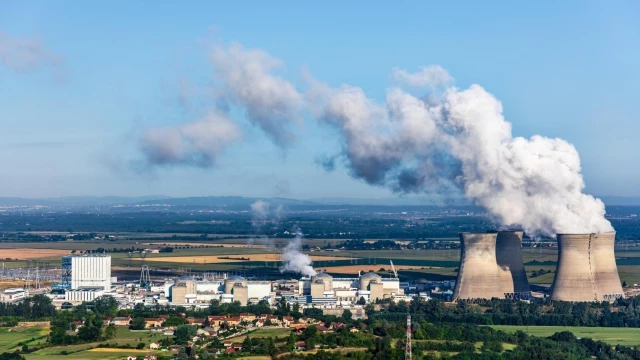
top-left (496, 231), bottom-right (531, 299)
top-left (453, 232), bottom-right (503, 300)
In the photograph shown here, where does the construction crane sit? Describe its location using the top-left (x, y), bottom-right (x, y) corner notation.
top-left (390, 260), bottom-right (398, 278)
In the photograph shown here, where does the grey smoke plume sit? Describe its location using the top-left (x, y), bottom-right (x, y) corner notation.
top-left (211, 42), bottom-right (303, 147)
top-left (310, 68), bottom-right (612, 237)
top-left (0, 31), bottom-right (65, 80)
top-left (280, 229), bottom-right (317, 276)
top-left (140, 111), bottom-right (240, 167)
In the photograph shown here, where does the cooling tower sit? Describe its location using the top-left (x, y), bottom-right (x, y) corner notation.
top-left (551, 232), bottom-right (624, 302)
top-left (496, 231), bottom-right (531, 299)
top-left (590, 231), bottom-right (624, 301)
top-left (453, 232), bottom-right (504, 300)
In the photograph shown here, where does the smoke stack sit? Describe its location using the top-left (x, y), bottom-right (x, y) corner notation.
top-left (551, 232), bottom-right (623, 302)
top-left (453, 232), bottom-right (503, 300)
top-left (496, 231), bottom-right (531, 299)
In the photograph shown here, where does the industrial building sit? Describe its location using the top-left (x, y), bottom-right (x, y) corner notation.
top-left (167, 276), bottom-right (272, 305)
top-left (551, 232), bottom-right (624, 302)
top-left (68, 255), bottom-right (111, 290)
top-left (62, 255), bottom-right (112, 302)
top-left (453, 231), bottom-right (531, 300)
top-left (298, 271), bottom-right (402, 304)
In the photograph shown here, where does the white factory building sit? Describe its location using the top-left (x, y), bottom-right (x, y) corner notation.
top-left (65, 255), bottom-right (112, 302)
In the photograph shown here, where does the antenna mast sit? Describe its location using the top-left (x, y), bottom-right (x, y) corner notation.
top-left (405, 314), bottom-right (412, 360)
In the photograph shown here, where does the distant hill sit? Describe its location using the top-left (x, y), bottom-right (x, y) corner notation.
top-left (1, 194), bottom-right (638, 207)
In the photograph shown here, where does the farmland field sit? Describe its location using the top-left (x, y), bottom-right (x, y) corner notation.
top-left (0, 249), bottom-right (71, 260)
top-left (489, 325), bottom-right (640, 346)
top-left (0, 325), bottom-right (49, 353)
top-left (139, 254), bottom-right (351, 263)
top-left (231, 327), bottom-right (293, 343)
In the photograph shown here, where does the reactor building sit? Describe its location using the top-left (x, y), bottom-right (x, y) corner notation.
top-left (550, 232), bottom-right (624, 302)
top-left (453, 231), bottom-right (531, 300)
top-left (63, 255), bottom-right (112, 302)
top-left (297, 271), bottom-right (403, 305)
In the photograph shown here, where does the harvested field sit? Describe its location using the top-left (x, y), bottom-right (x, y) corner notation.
top-left (142, 242), bottom-right (269, 248)
top-left (139, 254), bottom-right (352, 263)
top-left (0, 249), bottom-right (70, 260)
top-left (318, 265), bottom-right (423, 274)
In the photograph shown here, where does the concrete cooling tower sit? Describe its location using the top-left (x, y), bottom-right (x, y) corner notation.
top-left (496, 231), bottom-right (531, 299)
top-left (453, 232), bottom-right (503, 300)
top-left (454, 231), bottom-right (532, 300)
top-left (551, 232), bottom-right (624, 302)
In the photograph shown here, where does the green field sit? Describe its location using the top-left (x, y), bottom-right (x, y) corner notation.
top-left (231, 327), bottom-right (293, 343)
top-left (20, 327), bottom-right (170, 359)
top-left (489, 325), bottom-right (640, 346)
top-left (0, 326), bottom-right (49, 353)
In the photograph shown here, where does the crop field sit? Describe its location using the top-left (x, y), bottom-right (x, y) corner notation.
top-left (139, 254), bottom-right (352, 264)
top-left (317, 264), bottom-right (425, 274)
top-left (0, 249), bottom-right (71, 260)
top-left (489, 325), bottom-right (640, 346)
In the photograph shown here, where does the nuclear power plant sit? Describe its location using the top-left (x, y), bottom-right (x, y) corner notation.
top-left (550, 232), bottom-right (624, 302)
top-left (453, 231), bottom-right (531, 301)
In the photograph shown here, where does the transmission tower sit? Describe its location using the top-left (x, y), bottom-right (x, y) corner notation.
top-left (140, 265), bottom-right (151, 289)
top-left (405, 314), bottom-right (412, 360)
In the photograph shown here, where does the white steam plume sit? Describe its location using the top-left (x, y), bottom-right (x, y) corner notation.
top-left (211, 42), bottom-right (303, 147)
top-left (280, 229), bottom-right (316, 276)
top-left (138, 41), bottom-right (301, 168)
top-left (140, 111), bottom-right (240, 167)
top-left (311, 68), bottom-right (612, 237)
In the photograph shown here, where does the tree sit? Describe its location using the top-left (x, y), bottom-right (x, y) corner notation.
top-left (104, 324), bottom-right (116, 339)
top-left (93, 296), bottom-right (117, 316)
top-left (175, 325), bottom-right (197, 344)
top-left (342, 309), bottom-right (353, 322)
top-left (357, 297), bottom-right (367, 305)
top-left (623, 280), bottom-right (628, 287)
top-left (481, 340), bottom-right (504, 353)
top-left (136, 342), bottom-right (146, 350)
top-left (77, 325), bottom-right (101, 342)
top-left (130, 317), bottom-right (146, 330)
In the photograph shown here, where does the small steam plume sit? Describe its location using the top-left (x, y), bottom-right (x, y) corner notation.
top-left (280, 229), bottom-right (317, 277)
top-left (249, 200), bottom-right (316, 276)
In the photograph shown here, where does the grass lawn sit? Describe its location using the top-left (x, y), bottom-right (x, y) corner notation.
top-left (231, 327), bottom-right (292, 343)
top-left (489, 325), bottom-right (640, 346)
top-left (0, 326), bottom-right (49, 353)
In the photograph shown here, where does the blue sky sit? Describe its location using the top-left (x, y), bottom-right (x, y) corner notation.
top-left (0, 1), bottom-right (638, 199)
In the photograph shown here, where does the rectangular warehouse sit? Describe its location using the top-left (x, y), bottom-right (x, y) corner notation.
top-left (70, 255), bottom-right (111, 290)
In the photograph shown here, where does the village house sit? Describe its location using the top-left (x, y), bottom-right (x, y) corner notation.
top-left (295, 341), bottom-right (307, 351)
top-left (282, 316), bottom-right (294, 327)
top-left (144, 318), bottom-right (164, 328)
top-left (207, 315), bottom-right (227, 327)
top-left (148, 342), bottom-right (160, 350)
top-left (239, 313), bottom-right (256, 322)
top-left (112, 316), bottom-right (132, 326)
